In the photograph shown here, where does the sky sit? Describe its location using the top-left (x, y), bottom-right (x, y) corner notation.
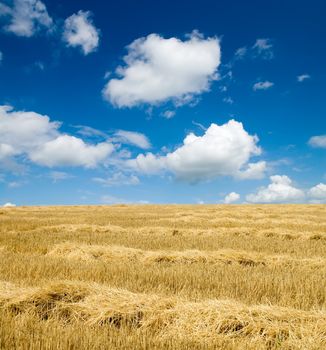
top-left (0, 0), bottom-right (325, 206)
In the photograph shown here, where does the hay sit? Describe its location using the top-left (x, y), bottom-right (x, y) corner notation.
top-left (47, 242), bottom-right (325, 268)
top-left (0, 280), bottom-right (325, 347)
top-left (1, 204), bottom-right (326, 349)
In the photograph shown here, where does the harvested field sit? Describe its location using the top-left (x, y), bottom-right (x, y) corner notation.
top-left (0, 204), bottom-right (326, 349)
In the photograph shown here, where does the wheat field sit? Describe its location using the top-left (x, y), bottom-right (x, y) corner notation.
top-left (0, 204), bottom-right (325, 349)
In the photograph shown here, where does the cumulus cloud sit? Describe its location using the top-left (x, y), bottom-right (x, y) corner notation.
top-left (297, 74), bottom-right (310, 82)
top-left (0, 0), bottom-right (53, 37)
top-left (3, 202), bottom-right (16, 207)
top-left (113, 130), bottom-right (151, 149)
top-left (253, 81), bottom-right (274, 91)
top-left (29, 135), bottom-right (113, 168)
top-left (236, 161), bottom-right (266, 180)
top-left (103, 31), bottom-right (221, 107)
top-left (307, 183), bottom-right (326, 203)
top-left (93, 172), bottom-right (140, 187)
top-left (246, 175), bottom-right (305, 203)
top-left (252, 39), bottom-right (273, 59)
top-left (63, 10), bottom-right (100, 55)
top-left (127, 120), bottom-right (266, 183)
top-left (308, 135), bottom-right (326, 149)
top-left (0, 105), bottom-right (114, 168)
top-left (224, 192), bottom-right (240, 204)
top-left (0, 105), bottom-right (59, 151)
top-left (0, 143), bottom-right (16, 159)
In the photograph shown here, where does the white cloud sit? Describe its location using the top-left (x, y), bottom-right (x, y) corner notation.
top-left (63, 10), bottom-right (100, 55)
top-left (0, 0), bottom-right (53, 37)
top-left (223, 96), bottom-right (234, 104)
top-left (308, 135), bottom-right (326, 149)
top-left (230, 39), bottom-right (273, 66)
top-left (0, 3), bottom-right (11, 15)
top-left (308, 183), bottom-right (326, 202)
top-left (3, 202), bottom-right (16, 207)
top-left (29, 135), bottom-right (113, 168)
top-left (297, 74), bottom-right (310, 82)
top-left (234, 46), bottom-right (247, 60)
top-left (253, 81), bottom-right (274, 91)
top-left (246, 175), bottom-right (305, 203)
top-left (252, 38), bottom-right (273, 59)
top-left (93, 172), bottom-right (140, 187)
top-left (8, 181), bottom-right (23, 188)
top-left (162, 110), bottom-right (176, 119)
top-left (113, 130), bottom-right (151, 149)
top-left (0, 105), bottom-right (59, 151)
top-left (0, 143), bottom-right (16, 159)
top-left (74, 125), bottom-right (108, 139)
top-left (103, 31), bottom-right (221, 107)
top-left (0, 105), bottom-right (114, 168)
top-left (224, 192), bottom-right (240, 204)
top-left (236, 161), bottom-right (266, 180)
top-left (128, 119), bottom-right (266, 183)
top-left (128, 152), bottom-right (165, 175)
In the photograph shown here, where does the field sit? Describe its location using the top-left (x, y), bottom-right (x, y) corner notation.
top-left (0, 204), bottom-right (326, 349)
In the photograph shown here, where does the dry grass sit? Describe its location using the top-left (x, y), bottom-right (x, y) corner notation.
top-left (1, 280), bottom-right (326, 349)
top-left (47, 242), bottom-right (326, 268)
top-left (0, 204), bottom-right (326, 349)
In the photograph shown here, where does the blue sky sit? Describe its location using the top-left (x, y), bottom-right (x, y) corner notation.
top-left (0, 0), bottom-right (325, 205)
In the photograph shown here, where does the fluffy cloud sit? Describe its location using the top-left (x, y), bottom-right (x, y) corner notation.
top-left (308, 183), bottom-right (326, 202)
top-left (246, 175), bottom-right (305, 203)
top-left (63, 10), bottom-right (100, 55)
top-left (103, 31), bottom-right (221, 107)
top-left (3, 202), bottom-right (16, 207)
top-left (29, 135), bottom-right (113, 168)
top-left (93, 172), bottom-right (140, 187)
top-left (0, 0), bottom-right (53, 37)
top-left (0, 105), bottom-right (113, 168)
top-left (236, 161), bottom-right (266, 180)
top-left (253, 81), bottom-right (274, 91)
top-left (113, 130), bottom-right (151, 149)
top-left (224, 192), bottom-right (240, 204)
top-left (128, 120), bottom-right (266, 183)
top-left (252, 39), bottom-right (273, 59)
top-left (0, 105), bottom-right (59, 150)
top-left (308, 135), bottom-right (326, 149)
top-left (297, 74), bottom-right (310, 82)
top-left (0, 143), bottom-right (16, 159)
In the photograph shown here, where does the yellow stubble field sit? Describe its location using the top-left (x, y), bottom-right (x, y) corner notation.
top-left (0, 204), bottom-right (325, 349)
